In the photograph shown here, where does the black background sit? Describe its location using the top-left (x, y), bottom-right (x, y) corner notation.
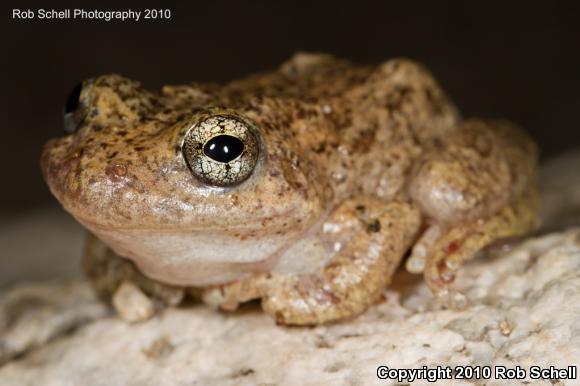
top-left (2, 1), bottom-right (579, 213)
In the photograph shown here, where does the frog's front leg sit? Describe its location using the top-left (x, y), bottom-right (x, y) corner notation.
top-left (406, 119), bottom-right (539, 307)
top-left (83, 233), bottom-right (185, 322)
top-left (203, 197), bottom-right (421, 325)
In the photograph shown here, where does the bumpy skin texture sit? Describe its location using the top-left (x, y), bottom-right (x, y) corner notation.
top-left (41, 53), bottom-right (539, 325)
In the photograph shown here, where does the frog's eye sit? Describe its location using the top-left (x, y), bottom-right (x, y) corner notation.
top-left (182, 114), bottom-right (260, 187)
top-left (63, 80), bottom-right (92, 133)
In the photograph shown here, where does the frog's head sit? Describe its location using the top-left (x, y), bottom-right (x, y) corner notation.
top-left (41, 74), bottom-right (331, 285)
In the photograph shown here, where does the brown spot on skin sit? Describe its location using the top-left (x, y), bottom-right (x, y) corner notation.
top-left (105, 162), bottom-right (128, 181)
top-left (351, 128), bottom-right (377, 153)
top-left (280, 157), bottom-right (307, 194)
top-left (386, 86), bottom-right (412, 110)
top-left (366, 219), bottom-right (381, 233)
top-left (295, 108), bottom-right (308, 120)
top-left (58, 153), bottom-right (81, 180)
top-left (313, 142), bottom-right (327, 153)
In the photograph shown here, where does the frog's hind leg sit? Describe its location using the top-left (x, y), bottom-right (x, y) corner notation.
top-left (204, 197), bottom-right (421, 325)
top-left (83, 233), bottom-right (185, 322)
top-left (407, 190), bottom-right (538, 308)
top-left (406, 119), bottom-right (539, 308)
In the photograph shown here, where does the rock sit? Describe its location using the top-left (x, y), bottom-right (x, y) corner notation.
top-left (0, 281), bottom-right (107, 366)
top-left (0, 229), bottom-right (579, 385)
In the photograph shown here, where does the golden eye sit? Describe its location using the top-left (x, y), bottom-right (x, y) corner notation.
top-left (182, 113), bottom-right (260, 187)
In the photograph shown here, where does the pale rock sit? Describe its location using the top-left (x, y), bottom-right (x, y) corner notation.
top-left (0, 230), bottom-right (579, 385)
top-left (0, 281), bottom-right (107, 365)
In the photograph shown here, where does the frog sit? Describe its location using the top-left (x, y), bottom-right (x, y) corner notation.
top-left (41, 53), bottom-right (539, 325)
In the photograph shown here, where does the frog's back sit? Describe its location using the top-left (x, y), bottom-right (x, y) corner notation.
top-left (218, 53), bottom-right (461, 200)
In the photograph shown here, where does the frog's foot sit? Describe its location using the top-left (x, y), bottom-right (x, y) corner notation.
top-left (204, 198), bottom-right (421, 325)
top-left (406, 191), bottom-right (538, 308)
top-left (406, 119), bottom-right (538, 308)
top-left (83, 232), bottom-right (185, 322)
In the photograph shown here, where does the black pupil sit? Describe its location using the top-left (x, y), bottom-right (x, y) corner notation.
top-left (203, 135), bottom-right (244, 163)
top-left (65, 82), bottom-right (83, 114)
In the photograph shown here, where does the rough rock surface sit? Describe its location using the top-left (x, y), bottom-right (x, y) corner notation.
top-left (0, 148), bottom-right (579, 385)
top-left (0, 229), bottom-right (579, 385)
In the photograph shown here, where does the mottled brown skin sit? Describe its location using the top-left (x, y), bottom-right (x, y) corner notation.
top-left (42, 53), bottom-right (538, 325)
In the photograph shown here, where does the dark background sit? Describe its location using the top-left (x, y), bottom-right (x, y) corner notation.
top-left (2, 1), bottom-right (579, 214)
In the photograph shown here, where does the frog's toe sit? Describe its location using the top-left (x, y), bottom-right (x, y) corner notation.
top-left (200, 275), bottom-right (269, 312)
top-left (112, 281), bottom-right (156, 323)
top-left (406, 222), bottom-right (472, 308)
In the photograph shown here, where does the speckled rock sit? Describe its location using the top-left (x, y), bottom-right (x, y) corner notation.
top-left (0, 228), bottom-right (579, 385)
